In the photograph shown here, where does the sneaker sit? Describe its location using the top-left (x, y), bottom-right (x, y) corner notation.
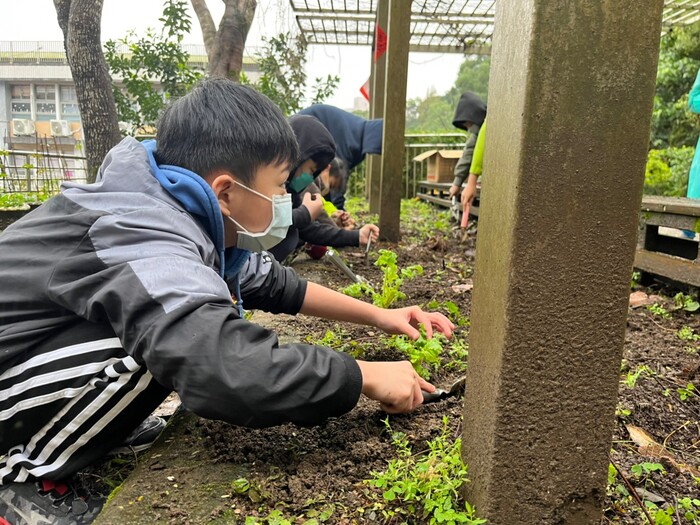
top-left (109, 415), bottom-right (166, 456)
top-left (0, 478), bottom-right (105, 525)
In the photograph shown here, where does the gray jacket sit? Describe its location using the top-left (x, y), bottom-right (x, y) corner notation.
top-left (0, 138), bottom-right (362, 428)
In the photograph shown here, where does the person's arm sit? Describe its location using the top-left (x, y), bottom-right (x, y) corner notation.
top-left (449, 133), bottom-right (477, 197)
top-left (298, 217), bottom-right (361, 247)
top-left (461, 120), bottom-right (487, 206)
top-left (300, 281), bottom-right (454, 340)
top-left (238, 252), bottom-right (307, 314)
top-left (47, 207), bottom-right (362, 428)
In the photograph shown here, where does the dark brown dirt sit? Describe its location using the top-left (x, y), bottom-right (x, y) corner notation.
top-left (91, 201), bottom-right (699, 524)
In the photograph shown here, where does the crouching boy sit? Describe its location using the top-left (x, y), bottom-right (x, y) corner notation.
top-left (0, 79), bottom-right (452, 524)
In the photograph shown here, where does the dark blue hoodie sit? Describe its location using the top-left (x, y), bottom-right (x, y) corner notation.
top-left (298, 104), bottom-right (383, 170)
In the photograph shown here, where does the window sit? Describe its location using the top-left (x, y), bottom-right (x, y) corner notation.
top-left (60, 85), bottom-right (80, 122)
top-left (10, 84), bottom-right (31, 119)
top-left (34, 84), bottom-right (56, 121)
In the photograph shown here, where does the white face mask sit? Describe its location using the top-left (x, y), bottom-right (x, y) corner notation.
top-left (227, 181), bottom-right (292, 252)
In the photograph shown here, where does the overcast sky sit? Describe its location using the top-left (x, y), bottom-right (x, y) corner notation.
top-left (0, 0), bottom-right (464, 109)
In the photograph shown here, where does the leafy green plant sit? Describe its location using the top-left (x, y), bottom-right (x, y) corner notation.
top-left (624, 364), bottom-right (654, 389)
top-left (343, 249), bottom-right (423, 309)
top-left (647, 303), bottom-right (671, 319)
top-left (677, 497), bottom-right (700, 524)
top-left (104, 0), bottom-right (203, 129)
top-left (365, 417), bottom-right (486, 525)
top-left (678, 382), bottom-right (696, 401)
top-left (678, 326), bottom-right (700, 342)
top-left (631, 271), bottom-right (642, 289)
top-left (388, 330), bottom-right (446, 379)
top-left (630, 462), bottom-right (665, 492)
top-left (674, 292), bottom-right (700, 312)
top-left (306, 326), bottom-right (366, 358)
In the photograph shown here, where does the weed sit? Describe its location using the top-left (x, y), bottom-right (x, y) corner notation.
top-left (677, 497), bottom-right (700, 524)
top-left (615, 403), bottom-right (632, 419)
top-left (647, 303), bottom-right (671, 319)
top-left (677, 326), bottom-right (700, 342)
top-left (678, 382), bottom-right (696, 401)
top-left (387, 329), bottom-right (445, 379)
top-left (445, 336), bottom-right (470, 374)
top-left (365, 417), bottom-right (486, 525)
top-left (674, 292), bottom-right (700, 312)
top-left (630, 462), bottom-right (666, 490)
top-left (343, 249), bottom-right (423, 309)
top-left (624, 364), bottom-right (654, 389)
top-left (631, 271), bottom-right (642, 288)
top-left (306, 326), bottom-right (367, 359)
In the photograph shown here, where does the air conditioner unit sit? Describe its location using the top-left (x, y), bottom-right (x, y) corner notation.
top-left (50, 119), bottom-right (72, 137)
top-left (12, 119), bottom-right (36, 136)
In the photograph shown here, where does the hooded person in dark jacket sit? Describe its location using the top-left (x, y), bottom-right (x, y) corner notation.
top-left (297, 105), bottom-right (383, 210)
top-left (448, 92), bottom-right (487, 200)
top-left (268, 115), bottom-right (379, 263)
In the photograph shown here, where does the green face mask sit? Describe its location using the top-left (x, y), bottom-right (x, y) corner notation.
top-left (289, 172), bottom-right (315, 193)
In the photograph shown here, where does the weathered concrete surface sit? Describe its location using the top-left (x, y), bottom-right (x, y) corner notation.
top-left (461, 1), bottom-right (664, 524)
top-left (94, 410), bottom-right (247, 525)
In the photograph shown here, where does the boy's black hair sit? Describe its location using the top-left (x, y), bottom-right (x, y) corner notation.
top-left (155, 79), bottom-right (299, 183)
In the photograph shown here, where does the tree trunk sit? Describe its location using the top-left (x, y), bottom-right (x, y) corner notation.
top-left (190, 0), bottom-right (256, 81)
top-left (54, 0), bottom-right (121, 182)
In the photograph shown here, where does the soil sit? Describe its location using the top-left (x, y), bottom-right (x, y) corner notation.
top-left (91, 202), bottom-right (699, 525)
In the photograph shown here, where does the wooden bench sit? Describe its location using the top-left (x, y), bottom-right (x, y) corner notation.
top-left (635, 196), bottom-right (700, 287)
top-left (416, 181), bottom-right (481, 218)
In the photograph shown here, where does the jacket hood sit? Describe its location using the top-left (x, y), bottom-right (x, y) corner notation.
top-left (452, 92), bottom-right (487, 129)
top-left (71, 137), bottom-right (250, 281)
top-left (287, 114), bottom-right (336, 182)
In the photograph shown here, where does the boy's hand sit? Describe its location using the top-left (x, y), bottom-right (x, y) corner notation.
top-left (302, 192), bottom-right (324, 221)
top-left (359, 224), bottom-right (379, 246)
top-left (448, 184), bottom-right (461, 198)
top-left (332, 210), bottom-right (356, 230)
top-left (461, 174), bottom-right (478, 207)
top-left (374, 306), bottom-right (454, 340)
top-left (357, 360), bottom-right (435, 413)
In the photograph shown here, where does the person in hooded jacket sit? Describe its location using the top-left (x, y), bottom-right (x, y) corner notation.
top-left (448, 92), bottom-right (487, 202)
top-left (268, 115), bottom-right (379, 263)
top-left (0, 80), bottom-right (451, 524)
top-left (297, 104), bottom-right (383, 210)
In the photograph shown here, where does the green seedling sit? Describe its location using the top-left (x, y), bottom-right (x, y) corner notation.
top-left (343, 249), bottom-right (423, 309)
top-left (624, 364), bottom-right (654, 389)
top-left (647, 303), bottom-right (671, 319)
top-left (388, 330), bottom-right (445, 379)
top-left (365, 417), bottom-right (486, 525)
top-left (677, 326), bottom-right (700, 342)
top-left (678, 382), bottom-right (696, 401)
top-left (674, 292), bottom-right (700, 312)
top-left (630, 462), bottom-right (665, 490)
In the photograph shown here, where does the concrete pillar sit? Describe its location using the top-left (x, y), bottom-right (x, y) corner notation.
top-left (368, 0), bottom-right (388, 213)
top-left (461, 1), bottom-right (664, 523)
top-left (377, 0), bottom-right (410, 241)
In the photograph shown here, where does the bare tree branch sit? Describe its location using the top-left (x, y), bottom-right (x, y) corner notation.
top-left (190, 0), bottom-right (217, 58)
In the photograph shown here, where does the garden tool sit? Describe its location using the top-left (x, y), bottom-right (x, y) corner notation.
top-left (324, 248), bottom-right (367, 284)
top-left (422, 375), bottom-right (466, 404)
top-left (450, 196), bottom-right (461, 223)
top-left (364, 236), bottom-right (372, 265)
